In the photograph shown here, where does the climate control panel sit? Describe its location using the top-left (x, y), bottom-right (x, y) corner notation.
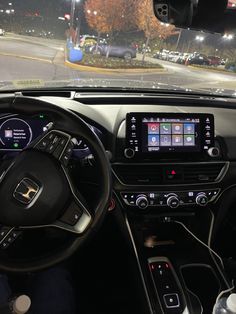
top-left (121, 189), bottom-right (220, 209)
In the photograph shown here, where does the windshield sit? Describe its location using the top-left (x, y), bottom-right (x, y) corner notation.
top-left (0, 0), bottom-right (235, 96)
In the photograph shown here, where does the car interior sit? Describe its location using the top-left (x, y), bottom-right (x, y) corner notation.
top-left (1, 0), bottom-right (236, 313)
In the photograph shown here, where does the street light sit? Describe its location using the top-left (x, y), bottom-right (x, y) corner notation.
top-left (195, 35), bottom-right (205, 42)
top-left (87, 9), bottom-right (97, 15)
top-left (223, 34), bottom-right (234, 40)
top-left (160, 22), bottom-right (170, 27)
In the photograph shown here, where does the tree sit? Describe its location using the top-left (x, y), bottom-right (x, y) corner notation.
top-left (136, 0), bottom-right (178, 61)
top-left (84, 0), bottom-right (137, 56)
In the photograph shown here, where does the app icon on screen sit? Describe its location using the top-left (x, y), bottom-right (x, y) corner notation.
top-left (4, 130), bottom-right (13, 138)
top-left (172, 123), bottom-right (183, 135)
top-left (148, 135), bottom-right (159, 146)
top-left (148, 123), bottom-right (159, 134)
top-left (184, 123), bottom-right (195, 134)
top-left (184, 135), bottom-right (195, 146)
top-left (160, 135), bottom-right (171, 146)
top-left (172, 135), bottom-right (183, 146)
top-left (160, 123), bottom-right (171, 134)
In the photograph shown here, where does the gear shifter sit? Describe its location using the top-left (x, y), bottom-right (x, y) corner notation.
top-left (0, 295), bottom-right (31, 314)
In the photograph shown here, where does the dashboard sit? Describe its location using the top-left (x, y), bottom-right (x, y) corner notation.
top-left (1, 93), bottom-right (236, 314)
top-left (1, 93), bottom-right (236, 213)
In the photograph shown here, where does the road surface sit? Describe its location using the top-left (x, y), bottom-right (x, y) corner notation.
top-left (0, 34), bottom-right (235, 92)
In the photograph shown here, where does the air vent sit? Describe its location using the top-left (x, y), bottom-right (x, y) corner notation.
top-left (112, 162), bottom-right (227, 185)
top-left (183, 163), bottom-right (224, 183)
top-left (113, 164), bottom-right (163, 185)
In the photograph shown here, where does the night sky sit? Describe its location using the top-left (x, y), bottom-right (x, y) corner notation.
top-left (0, 0), bottom-right (72, 17)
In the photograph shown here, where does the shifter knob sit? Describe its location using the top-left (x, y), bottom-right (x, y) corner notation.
top-left (13, 295), bottom-right (31, 314)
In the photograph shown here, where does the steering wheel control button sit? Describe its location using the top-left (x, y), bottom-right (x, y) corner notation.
top-left (1, 241), bottom-right (9, 249)
top-left (61, 154), bottom-right (70, 166)
top-left (60, 201), bottom-right (83, 226)
top-left (0, 226), bottom-right (11, 240)
top-left (46, 135), bottom-right (60, 153)
top-left (61, 209), bottom-right (83, 226)
top-left (45, 133), bottom-right (55, 141)
top-left (37, 140), bottom-right (49, 151)
top-left (0, 229), bottom-right (21, 249)
top-left (53, 137), bottom-right (68, 159)
top-left (61, 142), bottom-right (74, 167)
top-left (163, 294), bottom-right (180, 308)
top-left (65, 142), bottom-right (73, 155)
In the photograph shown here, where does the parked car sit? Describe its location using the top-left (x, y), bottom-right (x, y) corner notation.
top-left (186, 53), bottom-right (210, 66)
top-left (153, 51), bottom-right (161, 59)
top-left (167, 51), bottom-right (180, 62)
top-left (169, 53), bottom-right (190, 64)
top-left (0, 28), bottom-right (5, 36)
top-left (221, 58), bottom-right (227, 65)
top-left (80, 35), bottom-right (107, 48)
top-left (159, 49), bottom-right (170, 60)
top-left (207, 56), bottom-right (221, 66)
top-left (87, 44), bottom-right (136, 60)
top-left (141, 46), bottom-right (151, 54)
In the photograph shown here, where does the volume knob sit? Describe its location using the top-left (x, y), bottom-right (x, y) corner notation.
top-left (207, 147), bottom-right (220, 158)
top-left (124, 148), bottom-right (135, 159)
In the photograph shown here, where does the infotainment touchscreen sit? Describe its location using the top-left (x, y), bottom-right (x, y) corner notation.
top-left (126, 113), bottom-right (214, 158)
top-left (142, 116), bottom-right (200, 153)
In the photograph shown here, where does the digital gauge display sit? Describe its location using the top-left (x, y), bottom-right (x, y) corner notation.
top-left (0, 114), bottom-right (50, 150)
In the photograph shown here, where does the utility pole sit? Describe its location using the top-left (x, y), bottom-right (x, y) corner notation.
top-left (175, 29), bottom-right (182, 51)
top-left (70, 0), bottom-right (76, 43)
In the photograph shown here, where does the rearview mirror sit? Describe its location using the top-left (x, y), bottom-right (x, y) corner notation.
top-left (153, 0), bottom-right (236, 34)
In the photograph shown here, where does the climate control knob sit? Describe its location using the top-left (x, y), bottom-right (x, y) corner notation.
top-left (167, 195), bottom-right (180, 208)
top-left (136, 195), bottom-right (149, 209)
top-left (196, 193), bottom-right (208, 206)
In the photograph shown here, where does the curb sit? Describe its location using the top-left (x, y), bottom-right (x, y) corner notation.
top-left (188, 65), bottom-right (236, 76)
top-left (64, 58), bottom-right (166, 75)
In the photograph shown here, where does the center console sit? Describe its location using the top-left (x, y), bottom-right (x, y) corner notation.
top-left (113, 112), bottom-right (230, 314)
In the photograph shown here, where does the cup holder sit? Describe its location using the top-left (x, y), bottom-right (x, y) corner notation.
top-left (181, 264), bottom-right (221, 313)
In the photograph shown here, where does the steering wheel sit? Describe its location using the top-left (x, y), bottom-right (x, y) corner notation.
top-left (0, 95), bottom-right (111, 272)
